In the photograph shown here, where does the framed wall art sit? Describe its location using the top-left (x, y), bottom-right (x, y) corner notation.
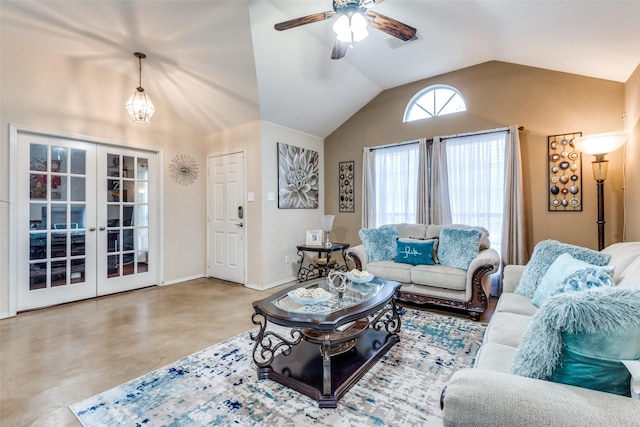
top-left (277, 142), bottom-right (319, 209)
top-left (339, 161), bottom-right (354, 212)
top-left (548, 132), bottom-right (582, 211)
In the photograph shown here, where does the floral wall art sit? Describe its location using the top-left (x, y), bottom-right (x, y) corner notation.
top-left (277, 142), bottom-right (319, 209)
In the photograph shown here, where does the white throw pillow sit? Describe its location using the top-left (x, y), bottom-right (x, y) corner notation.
top-left (531, 252), bottom-right (614, 307)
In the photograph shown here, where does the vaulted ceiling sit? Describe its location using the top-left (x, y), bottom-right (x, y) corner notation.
top-left (2, 1), bottom-right (639, 138)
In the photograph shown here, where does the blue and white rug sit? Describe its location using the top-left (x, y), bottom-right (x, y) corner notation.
top-left (70, 310), bottom-right (486, 426)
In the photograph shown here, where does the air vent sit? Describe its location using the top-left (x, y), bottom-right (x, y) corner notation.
top-left (386, 32), bottom-right (422, 49)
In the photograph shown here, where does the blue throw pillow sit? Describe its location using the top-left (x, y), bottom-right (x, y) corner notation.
top-left (531, 253), bottom-right (614, 307)
top-left (515, 240), bottom-right (611, 298)
top-left (511, 287), bottom-right (640, 397)
top-left (395, 239), bottom-right (435, 265)
top-left (549, 267), bottom-right (615, 298)
top-left (359, 225), bottom-right (399, 262)
top-left (437, 227), bottom-right (482, 271)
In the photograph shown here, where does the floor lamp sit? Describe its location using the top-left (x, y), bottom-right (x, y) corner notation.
top-left (574, 132), bottom-right (627, 250)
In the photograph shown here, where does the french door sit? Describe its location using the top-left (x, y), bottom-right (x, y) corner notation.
top-left (16, 131), bottom-right (157, 311)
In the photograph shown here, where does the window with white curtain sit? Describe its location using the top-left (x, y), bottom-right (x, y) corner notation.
top-left (444, 131), bottom-right (507, 257)
top-left (373, 143), bottom-right (419, 227)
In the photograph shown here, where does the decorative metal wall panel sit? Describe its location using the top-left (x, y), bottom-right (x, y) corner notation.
top-left (339, 161), bottom-right (354, 212)
top-left (548, 132), bottom-right (582, 211)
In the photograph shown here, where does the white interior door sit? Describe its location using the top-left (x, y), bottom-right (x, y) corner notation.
top-left (207, 152), bottom-right (245, 284)
top-left (15, 131), bottom-right (158, 311)
top-left (96, 147), bottom-right (158, 295)
top-left (17, 134), bottom-right (97, 310)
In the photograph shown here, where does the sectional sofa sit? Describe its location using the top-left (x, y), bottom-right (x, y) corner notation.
top-left (441, 241), bottom-right (640, 426)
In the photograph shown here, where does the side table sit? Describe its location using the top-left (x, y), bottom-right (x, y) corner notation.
top-left (296, 243), bottom-right (350, 281)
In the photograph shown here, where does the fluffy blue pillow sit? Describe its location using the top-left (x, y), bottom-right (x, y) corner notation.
top-left (359, 225), bottom-right (399, 262)
top-left (515, 240), bottom-right (611, 298)
top-left (531, 253), bottom-right (614, 307)
top-left (549, 268), bottom-right (615, 298)
top-left (395, 239), bottom-right (435, 265)
top-left (437, 227), bottom-right (482, 271)
top-left (511, 287), bottom-right (640, 396)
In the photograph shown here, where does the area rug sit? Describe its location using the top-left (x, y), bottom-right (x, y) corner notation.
top-left (70, 309), bottom-right (486, 426)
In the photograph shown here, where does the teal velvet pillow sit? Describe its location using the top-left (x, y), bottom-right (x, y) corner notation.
top-left (515, 240), bottom-right (611, 298)
top-left (395, 239), bottom-right (435, 265)
top-left (359, 225), bottom-right (399, 262)
top-left (437, 227), bottom-right (482, 271)
top-left (511, 287), bottom-right (640, 396)
top-left (531, 253), bottom-right (614, 307)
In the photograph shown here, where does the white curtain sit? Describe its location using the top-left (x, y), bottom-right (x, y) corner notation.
top-left (362, 143), bottom-right (419, 228)
top-left (444, 129), bottom-right (508, 256)
top-left (502, 125), bottom-right (528, 265)
top-left (361, 147), bottom-right (376, 229)
top-left (417, 138), bottom-right (429, 223)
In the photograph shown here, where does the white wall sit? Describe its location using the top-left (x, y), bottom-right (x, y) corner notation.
top-left (204, 121), bottom-right (325, 290)
top-left (0, 39), bottom-right (207, 316)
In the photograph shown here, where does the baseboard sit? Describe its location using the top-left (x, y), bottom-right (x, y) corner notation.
top-left (245, 276), bottom-right (296, 292)
top-left (0, 312), bottom-right (12, 320)
top-left (161, 274), bottom-right (206, 286)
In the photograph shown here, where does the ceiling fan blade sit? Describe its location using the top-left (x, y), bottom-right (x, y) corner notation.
top-left (275, 11), bottom-right (337, 31)
top-left (331, 39), bottom-right (348, 60)
top-left (365, 11), bottom-right (416, 41)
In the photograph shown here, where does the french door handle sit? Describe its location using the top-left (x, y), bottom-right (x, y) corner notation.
top-left (99, 226), bottom-right (106, 231)
top-left (89, 227), bottom-right (96, 232)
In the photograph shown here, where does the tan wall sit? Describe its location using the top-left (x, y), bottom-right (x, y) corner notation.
top-left (325, 61), bottom-right (626, 257)
top-left (624, 64), bottom-right (640, 241)
top-left (0, 39), bottom-right (207, 316)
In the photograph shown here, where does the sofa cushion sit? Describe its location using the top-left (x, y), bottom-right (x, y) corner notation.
top-left (483, 312), bottom-right (532, 348)
top-left (366, 260), bottom-right (412, 283)
top-left (601, 242), bottom-right (640, 286)
top-left (395, 239), bottom-right (436, 266)
top-left (358, 224), bottom-right (399, 262)
top-left (395, 223), bottom-right (428, 239)
top-left (495, 292), bottom-right (538, 316)
top-left (515, 240), bottom-right (611, 298)
top-left (437, 227), bottom-right (483, 271)
top-left (531, 253), bottom-right (614, 307)
top-left (410, 265), bottom-right (467, 291)
top-left (511, 287), bottom-right (640, 397)
top-left (474, 342), bottom-right (518, 373)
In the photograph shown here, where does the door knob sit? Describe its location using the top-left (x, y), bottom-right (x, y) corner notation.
top-left (99, 226), bottom-right (106, 231)
top-left (237, 222), bottom-right (244, 228)
top-left (89, 227), bottom-right (96, 231)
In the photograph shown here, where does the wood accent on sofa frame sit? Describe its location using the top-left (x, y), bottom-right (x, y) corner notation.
top-left (347, 253), bottom-right (493, 321)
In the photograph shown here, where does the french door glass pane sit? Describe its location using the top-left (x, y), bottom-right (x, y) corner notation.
top-left (28, 143), bottom-right (89, 291)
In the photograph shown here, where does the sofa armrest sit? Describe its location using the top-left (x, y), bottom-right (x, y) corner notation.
top-left (442, 369), bottom-right (640, 427)
top-left (503, 264), bottom-right (526, 293)
top-left (467, 248), bottom-right (500, 276)
top-left (346, 245), bottom-right (368, 271)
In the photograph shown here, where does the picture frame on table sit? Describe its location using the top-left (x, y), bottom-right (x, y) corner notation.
top-left (305, 229), bottom-right (322, 246)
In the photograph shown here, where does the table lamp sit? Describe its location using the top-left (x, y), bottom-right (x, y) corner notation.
top-left (322, 215), bottom-right (335, 248)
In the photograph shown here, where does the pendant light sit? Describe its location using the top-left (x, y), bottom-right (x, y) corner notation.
top-left (125, 52), bottom-right (155, 124)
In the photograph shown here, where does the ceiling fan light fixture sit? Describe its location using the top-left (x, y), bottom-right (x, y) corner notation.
top-left (126, 52), bottom-right (155, 124)
top-left (333, 11), bottom-right (369, 43)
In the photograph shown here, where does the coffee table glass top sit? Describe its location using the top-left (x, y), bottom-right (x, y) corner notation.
top-left (274, 277), bottom-right (385, 315)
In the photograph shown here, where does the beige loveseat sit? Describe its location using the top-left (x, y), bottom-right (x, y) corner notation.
top-left (347, 223), bottom-right (500, 320)
top-left (441, 242), bottom-right (640, 426)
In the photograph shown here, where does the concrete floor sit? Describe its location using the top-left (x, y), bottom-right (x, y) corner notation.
top-left (0, 278), bottom-right (280, 427)
top-left (0, 278), bottom-right (496, 427)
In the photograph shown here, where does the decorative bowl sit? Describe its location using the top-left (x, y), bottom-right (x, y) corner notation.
top-left (287, 289), bottom-right (331, 306)
top-left (346, 271), bottom-right (374, 283)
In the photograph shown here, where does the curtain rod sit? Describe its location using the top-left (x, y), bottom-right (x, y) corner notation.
top-left (441, 126), bottom-right (524, 141)
top-left (365, 126), bottom-right (525, 151)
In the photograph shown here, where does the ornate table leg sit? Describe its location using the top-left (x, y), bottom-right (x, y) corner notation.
top-left (250, 312), bottom-right (302, 369)
top-left (370, 299), bottom-right (402, 334)
top-left (321, 333), bottom-right (332, 396)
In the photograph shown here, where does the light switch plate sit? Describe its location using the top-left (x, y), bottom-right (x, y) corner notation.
top-left (247, 192), bottom-right (255, 202)
top-left (267, 191), bottom-right (275, 202)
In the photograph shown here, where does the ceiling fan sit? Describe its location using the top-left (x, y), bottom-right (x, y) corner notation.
top-left (274, 0), bottom-right (417, 60)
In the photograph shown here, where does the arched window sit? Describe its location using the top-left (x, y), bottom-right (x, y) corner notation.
top-left (403, 85), bottom-right (466, 122)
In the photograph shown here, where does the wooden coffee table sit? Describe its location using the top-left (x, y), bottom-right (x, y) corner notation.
top-left (250, 277), bottom-right (401, 408)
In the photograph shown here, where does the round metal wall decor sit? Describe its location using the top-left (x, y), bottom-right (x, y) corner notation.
top-left (169, 154), bottom-right (199, 186)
